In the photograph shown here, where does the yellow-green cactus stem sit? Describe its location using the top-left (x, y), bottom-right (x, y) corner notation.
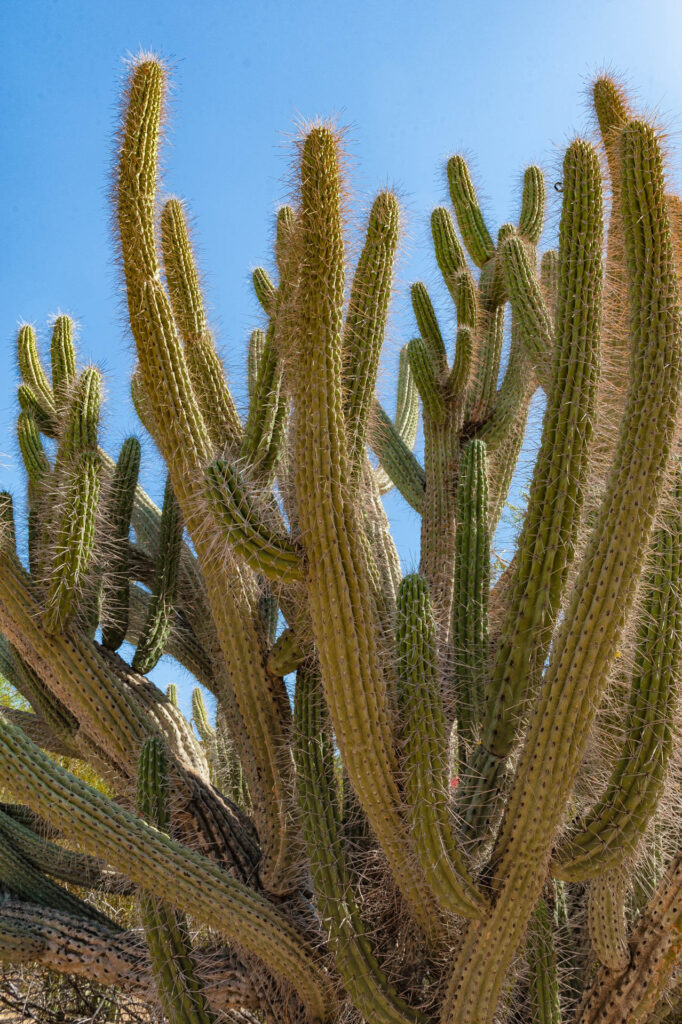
top-left (447, 155), bottom-right (495, 268)
top-left (240, 325), bottom-right (285, 476)
top-left (411, 282), bottom-right (447, 373)
top-left (17, 325), bottom-right (57, 434)
top-left (117, 59), bottom-right (298, 892)
top-left (294, 663), bottom-right (426, 1024)
top-left (462, 139), bottom-right (602, 833)
top-left (371, 346), bottom-right (423, 505)
top-left (101, 436), bottom-right (141, 651)
top-left (444, 121), bottom-right (681, 1024)
top-left (407, 337), bottom-right (446, 424)
top-left (161, 197), bottom-right (242, 451)
top-left (137, 736), bottom-right (215, 1024)
top-left (527, 894), bottom-right (562, 1024)
top-left (518, 166), bottom-right (546, 245)
top-left (133, 477), bottom-right (184, 674)
top-left (50, 315), bottom-right (77, 413)
top-left (205, 461), bottom-right (303, 583)
top-left (343, 190), bottom-right (400, 468)
top-left (267, 626), bottom-right (304, 677)
top-left (587, 869), bottom-right (630, 972)
top-left (431, 206), bottom-right (468, 293)
top-left (191, 687), bottom-right (215, 745)
top-left (452, 441), bottom-right (490, 745)
top-left (555, 480), bottom-right (682, 880)
top-left (396, 575), bottom-right (487, 917)
top-left (247, 328), bottom-right (266, 404)
top-left (252, 266), bottom-right (276, 316)
top-left (290, 123), bottom-right (441, 937)
top-left (540, 250), bottom-right (558, 314)
top-left (501, 234), bottom-right (553, 377)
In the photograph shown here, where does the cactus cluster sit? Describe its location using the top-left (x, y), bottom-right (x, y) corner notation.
top-left (2, 59), bottom-right (682, 1024)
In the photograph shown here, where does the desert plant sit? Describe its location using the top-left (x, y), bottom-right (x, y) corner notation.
top-left (1, 58), bottom-right (682, 1024)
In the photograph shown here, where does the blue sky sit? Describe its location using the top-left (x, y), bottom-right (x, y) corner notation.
top-left (3, 0), bottom-right (682, 716)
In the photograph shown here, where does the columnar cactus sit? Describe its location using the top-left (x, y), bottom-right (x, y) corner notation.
top-left (2, 60), bottom-right (682, 1024)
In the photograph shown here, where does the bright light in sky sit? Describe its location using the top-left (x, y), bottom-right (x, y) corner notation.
top-left (3, 0), bottom-right (682, 714)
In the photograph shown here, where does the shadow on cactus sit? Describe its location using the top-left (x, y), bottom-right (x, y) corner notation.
top-left (2, 58), bottom-right (682, 1024)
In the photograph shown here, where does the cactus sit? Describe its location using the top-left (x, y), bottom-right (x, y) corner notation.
top-left (3, 59), bottom-right (682, 1024)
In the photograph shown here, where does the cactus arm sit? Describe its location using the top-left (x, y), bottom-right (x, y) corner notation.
top-left (501, 234), bottom-right (553, 382)
top-left (205, 461), bottom-right (303, 583)
top-left (49, 315), bottom-right (77, 413)
top-left (0, 901), bottom-right (261, 1015)
top-left (396, 575), bottom-right (487, 916)
top-left (462, 140), bottom-right (602, 833)
top-left (160, 198), bottom-right (242, 451)
top-left (407, 337), bottom-right (446, 423)
top-left (17, 325), bottom-right (57, 433)
top-left (191, 687), bottom-right (215, 744)
top-left (447, 156), bottom-right (496, 267)
top-left (343, 191), bottom-right (400, 468)
top-left (290, 124), bottom-right (441, 937)
top-left (127, 584), bottom-right (216, 689)
top-left (0, 707), bottom-right (80, 759)
top-left (117, 59), bottom-right (298, 892)
top-left (518, 166), bottom-right (546, 245)
top-left (0, 715), bottom-right (335, 1023)
top-left (294, 663), bottom-right (426, 1024)
top-left (252, 266), bottom-right (276, 315)
top-left (443, 121), bottom-right (682, 1024)
top-left (137, 736), bottom-right (216, 1024)
top-left (527, 895), bottom-right (562, 1024)
top-left (587, 869), bottom-right (630, 972)
top-left (267, 626), bottom-right (304, 676)
top-left (101, 436), bottom-right (141, 651)
top-left (411, 282), bottom-right (448, 373)
top-left (371, 347), bottom-right (423, 503)
top-left (247, 328), bottom-right (266, 403)
top-left (0, 806), bottom-right (130, 894)
top-left (451, 441), bottom-right (490, 745)
top-left (540, 250), bottom-right (558, 314)
top-left (554, 487), bottom-right (682, 880)
top-left (132, 477), bottom-right (184, 674)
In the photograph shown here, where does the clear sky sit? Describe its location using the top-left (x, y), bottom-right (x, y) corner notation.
top-left (3, 0), bottom-right (682, 716)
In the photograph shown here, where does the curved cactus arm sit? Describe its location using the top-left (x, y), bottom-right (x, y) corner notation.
top-left (252, 266), bottom-right (276, 316)
top-left (132, 476), bottom-right (184, 674)
top-left (101, 436), bottom-right (141, 651)
top-left (407, 337), bottom-right (446, 424)
top-left (501, 234), bottom-right (553, 382)
top-left (0, 901), bottom-right (262, 1016)
top-left (17, 325), bottom-right (57, 434)
top-left (2, 642), bottom-right (80, 748)
top-left (475, 321), bottom-right (535, 454)
top-left (397, 575), bottom-right (487, 917)
top-left (447, 156), bottom-right (496, 268)
top-left (370, 399), bottom-right (425, 512)
top-left (451, 441), bottom-right (490, 746)
top-left (240, 326), bottom-right (285, 473)
top-left (343, 190), bottom-right (400, 468)
top-left (443, 121), bottom-right (682, 1024)
top-left (295, 663), bottom-right (426, 1024)
top-left (290, 124), bottom-right (442, 938)
top-left (373, 346), bottom-right (421, 498)
top-left (0, 707), bottom-right (80, 759)
top-left (518, 166), bottom-right (546, 245)
top-left (0, 806), bottom-right (131, 894)
top-left (587, 869), bottom-right (630, 972)
top-left (431, 206), bottom-right (468, 290)
top-left (446, 325), bottom-right (475, 399)
top-left (0, 714), bottom-right (336, 1023)
top-left (161, 198), bottom-right (242, 451)
top-left (116, 59), bottom-right (298, 893)
top-left (267, 626), bottom-right (304, 676)
top-left (411, 282), bottom-right (448, 373)
top-left (137, 736), bottom-right (216, 1024)
top-left (554, 483), bottom-right (682, 880)
top-left (205, 461), bottom-right (303, 583)
top-left (127, 584), bottom-right (216, 690)
top-left (0, 818), bottom-right (117, 928)
top-left (527, 894), bottom-right (562, 1024)
top-left (461, 140), bottom-right (602, 836)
